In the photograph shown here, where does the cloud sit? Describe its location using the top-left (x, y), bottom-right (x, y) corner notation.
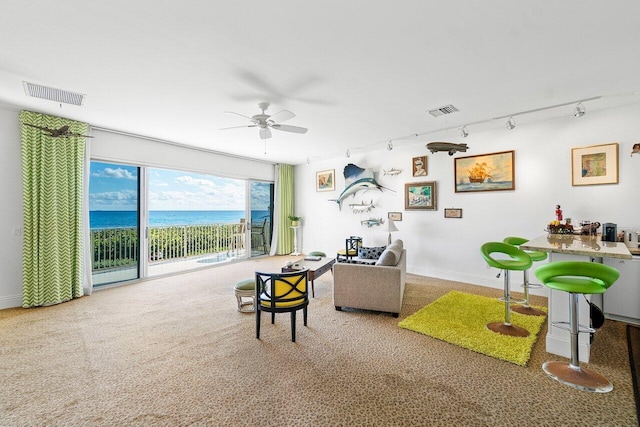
top-left (89, 190), bottom-right (138, 209)
top-left (92, 167), bottom-right (136, 180)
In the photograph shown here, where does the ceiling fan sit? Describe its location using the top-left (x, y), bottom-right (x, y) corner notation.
top-left (220, 102), bottom-right (308, 140)
top-left (24, 123), bottom-right (94, 138)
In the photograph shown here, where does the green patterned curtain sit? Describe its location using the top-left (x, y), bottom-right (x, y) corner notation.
top-left (20, 111), bottom-right (87, 307)
top-left (270, 164), bottom-right (295, 255)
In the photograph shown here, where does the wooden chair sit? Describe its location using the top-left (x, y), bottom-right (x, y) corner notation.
top-left (251, 218), bottom-right (269, 254)
top-left (255, 269), bottom-right (309, 342)
top-left (337, 236), bottom-right (362, 262)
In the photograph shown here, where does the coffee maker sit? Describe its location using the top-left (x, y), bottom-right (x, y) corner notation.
top-left (602, 223), bottom-right (617, 242)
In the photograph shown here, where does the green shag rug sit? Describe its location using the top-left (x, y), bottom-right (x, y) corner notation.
top-left (398, 290), bottom-right (547, 366)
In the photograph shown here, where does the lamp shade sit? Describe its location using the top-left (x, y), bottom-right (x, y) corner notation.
top-left (385, 218), bottom-right (399, 233)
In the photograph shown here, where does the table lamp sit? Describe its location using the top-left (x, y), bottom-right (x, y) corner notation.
top-left (384, 218), bottom-right (399, 245)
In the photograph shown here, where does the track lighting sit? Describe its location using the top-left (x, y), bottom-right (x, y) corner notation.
top-left (506, 116), bottom-right (516, 130)
top-left (387, 140), bottom-right (393, 151)
top-left (460, 126), bottom-right (468, 138)
top-left (306, 157), bottom-right (310, 164)
top-left (346, 149), bottom-right (351, 158)
top-left (574, 102), bottom-right (586, 117)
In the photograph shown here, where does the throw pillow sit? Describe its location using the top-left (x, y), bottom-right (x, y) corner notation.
top-left (358, 245), bottom-right (386, 260)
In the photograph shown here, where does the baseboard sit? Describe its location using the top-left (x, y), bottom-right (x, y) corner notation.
top-left (409, 265), bottom-right (547, 297)
top-left (546, 333), bottom-right (590, 363)
top-left (0, 293), bottom-right (22, 310)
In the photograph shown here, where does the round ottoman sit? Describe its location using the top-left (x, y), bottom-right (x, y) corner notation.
top-left (234, 278), bottom-right (255, 313)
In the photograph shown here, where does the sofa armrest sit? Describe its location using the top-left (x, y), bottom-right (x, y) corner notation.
top-left (333, 250), bottom-right (406, 315)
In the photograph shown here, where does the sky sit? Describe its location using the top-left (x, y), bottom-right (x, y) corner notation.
top-left (89, 161), bottom-right (270, 211)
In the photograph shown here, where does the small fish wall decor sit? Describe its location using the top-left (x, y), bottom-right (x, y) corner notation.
top-left (360, 217), bottom-right (384, 228)
top-left (383, 168), bottom-right (402, 176)
top-left (349, 200), bottom-right (375, 214)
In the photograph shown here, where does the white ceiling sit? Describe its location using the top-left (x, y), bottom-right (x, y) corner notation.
top-left (1, 1), bottom-right (639, 165)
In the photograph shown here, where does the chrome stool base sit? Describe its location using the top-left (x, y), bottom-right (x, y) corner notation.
top-left (487, 322), bottom-right (530, 338)
top-left (511, 305), bottom-right (546, 316)
top-left (542, 361), bottom-right (613, 393)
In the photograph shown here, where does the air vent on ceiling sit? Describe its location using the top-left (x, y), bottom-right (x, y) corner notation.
top-left (23, 81), bottom-right (85, 106)
top-left (428, 104), bottom-right (459, 117)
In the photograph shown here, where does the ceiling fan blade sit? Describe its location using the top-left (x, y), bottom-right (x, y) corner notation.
top-left (220, 125), bottom-right (257, 130)
top-left (271, 124), bottom-right (308, 134)
top-left (223, 111), bottom-right (253, 120)
top-left (260, 128), bottom-right (272, 139)
top-left (268, 110), bottom-right (295, 124)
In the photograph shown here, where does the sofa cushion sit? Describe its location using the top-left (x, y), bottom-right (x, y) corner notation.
top-left (358, 245), bottom-right (386, 260)
top-left (376, 241), bottom-right (403, 266)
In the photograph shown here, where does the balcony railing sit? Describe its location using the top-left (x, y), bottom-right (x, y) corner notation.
top-left (91, 222), bottom-right (249, 272)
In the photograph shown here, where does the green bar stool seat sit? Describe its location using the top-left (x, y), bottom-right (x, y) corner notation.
top-left (535, 261), bottom-right (620, 393)
top-left (503, 236), bottom-right (548, 316)
top-left (480, 242), bottom-right (532, 337)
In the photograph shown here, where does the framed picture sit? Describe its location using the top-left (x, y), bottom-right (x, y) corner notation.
top-left (412, 156), bottom-right (428, 177)
top-left (444, 208), bottom-right (462, 218)
top-left (388, 212), bottom-right (402, 221)
top-left (454, 150), bottom-right (515, 193)
top-left (404, 181), bottom-right (437, 210)
top-left (571, 143), bottom-right (619, 186)
top-left (316, 169), bottom-right (335, 192)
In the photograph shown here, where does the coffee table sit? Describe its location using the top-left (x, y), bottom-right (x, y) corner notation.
top-left (282, 256), bottom-right (335, 298)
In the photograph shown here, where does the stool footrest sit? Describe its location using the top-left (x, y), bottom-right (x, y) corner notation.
top-left (521, 283), bottom-right (542, 289)
top-left (551, 321), bottom-right (595, 335)
top-left (498, 296), bottom-right (526, 305)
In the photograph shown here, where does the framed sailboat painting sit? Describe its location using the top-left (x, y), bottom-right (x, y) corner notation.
top-left (454, 150), bottom-right (515, 193)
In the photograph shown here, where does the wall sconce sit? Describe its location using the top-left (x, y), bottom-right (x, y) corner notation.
top-left (460, 126), bottom-right (469, 138)
top-left (574, 102), bottom-right (586, 117)
top-left (506, 116), bottom-right (516, 130)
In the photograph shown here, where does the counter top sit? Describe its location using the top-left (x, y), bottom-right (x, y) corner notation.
top-left (520, 234), bottom-right (633, 260)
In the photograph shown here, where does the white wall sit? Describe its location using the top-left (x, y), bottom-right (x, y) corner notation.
top-left (295, 103), bottom-right (640, 294)
top-left (0, 108), bottom-right (24, 308)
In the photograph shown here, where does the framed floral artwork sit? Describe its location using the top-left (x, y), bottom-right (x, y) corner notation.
top-left (316, 169), bottom-right (335, 192)
top-left (404, 181), bottom-right (437, 210)
top-left (571, 143), bottom-right (619, 186)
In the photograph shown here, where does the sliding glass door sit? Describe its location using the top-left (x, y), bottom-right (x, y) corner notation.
top-left (89, 160), bottom-right (273, 285)
top-left (89, 161), bottom-right (140, 285)
top-left (249, 180), bottom-right (274, 257)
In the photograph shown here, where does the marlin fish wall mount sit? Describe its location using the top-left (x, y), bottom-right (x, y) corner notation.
top-left (329, 163), bottom-right (393, 210)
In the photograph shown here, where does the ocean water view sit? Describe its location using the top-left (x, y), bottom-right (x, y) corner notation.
top-left (90, 210), bottom-right (270, 229)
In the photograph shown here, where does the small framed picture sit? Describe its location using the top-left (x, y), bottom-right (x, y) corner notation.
top-left (571, 143), bottom-right (619, 186)
top-left (404, 181), bottom-right (437, 211)
top-left (412, 156), bottom-right (428, 177)
top-left (444, 208), bottom-right (463, 218)
top-left (388, 212), bottom-right (402, 221)
top-left (316, 169), bottom-right (335, 192)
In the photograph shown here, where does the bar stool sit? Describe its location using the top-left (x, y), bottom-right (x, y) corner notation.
top-left (480, 242), bottom-right (532, 337)
top-left (535, 261), bottom-right (620, 393)
top-left (503, 236), bottom-right (548, 316)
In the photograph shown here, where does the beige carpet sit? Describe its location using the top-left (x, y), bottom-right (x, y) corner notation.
top-left (0, 256), bottom-right (637, 426)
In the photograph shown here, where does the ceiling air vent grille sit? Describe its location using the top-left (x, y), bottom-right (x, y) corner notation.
top-left (428, 104), bottom-right (459, 117)
top-left (23, 81), bottom-right (85, 106)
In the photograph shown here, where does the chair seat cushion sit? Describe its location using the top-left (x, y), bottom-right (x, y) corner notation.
top-left (234, 279), bottom-right (255, 291)
top-left (542, 277), bottom-right (609, 294)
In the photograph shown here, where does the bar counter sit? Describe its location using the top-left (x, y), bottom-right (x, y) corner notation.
top-left (520, 234), bottom-right (632, 260)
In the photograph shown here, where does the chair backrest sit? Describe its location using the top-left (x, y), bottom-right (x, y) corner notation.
top-left (480, 241), bottom-right (532, 271)
top-left (255, 270), bottom-right (309, 309)
top-left (503, 236), bottom-right (528, 246)
top-left (251, 218), bottom-right (266, 233)
top-left (534, 261), bottom-right (620, 294)
top-left (346, 236), bottom-right (362, 251)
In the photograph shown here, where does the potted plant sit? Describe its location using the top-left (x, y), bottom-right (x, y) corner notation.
top-left (288, 215), bottom-right (302, 227)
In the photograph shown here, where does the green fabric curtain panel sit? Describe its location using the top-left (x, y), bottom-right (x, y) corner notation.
top-left (20, 111), bottom-right (87, 307)
top-left (273, 164), bottom-right (295, 255)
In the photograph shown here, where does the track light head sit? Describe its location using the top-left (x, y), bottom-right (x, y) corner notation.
top-left (387, 140), bottom-right (393, 151)
top-left (346, 149), bottom-right (351, 158)
top-left (506, 116), bottom-right (516, 130)
top-left (460, 126), bottom-right (469, 138)
top-left (574, 102), bottom-right (586, 117)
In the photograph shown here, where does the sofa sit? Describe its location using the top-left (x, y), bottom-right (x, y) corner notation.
top-left (332, 239), bottom-right (406, 317)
